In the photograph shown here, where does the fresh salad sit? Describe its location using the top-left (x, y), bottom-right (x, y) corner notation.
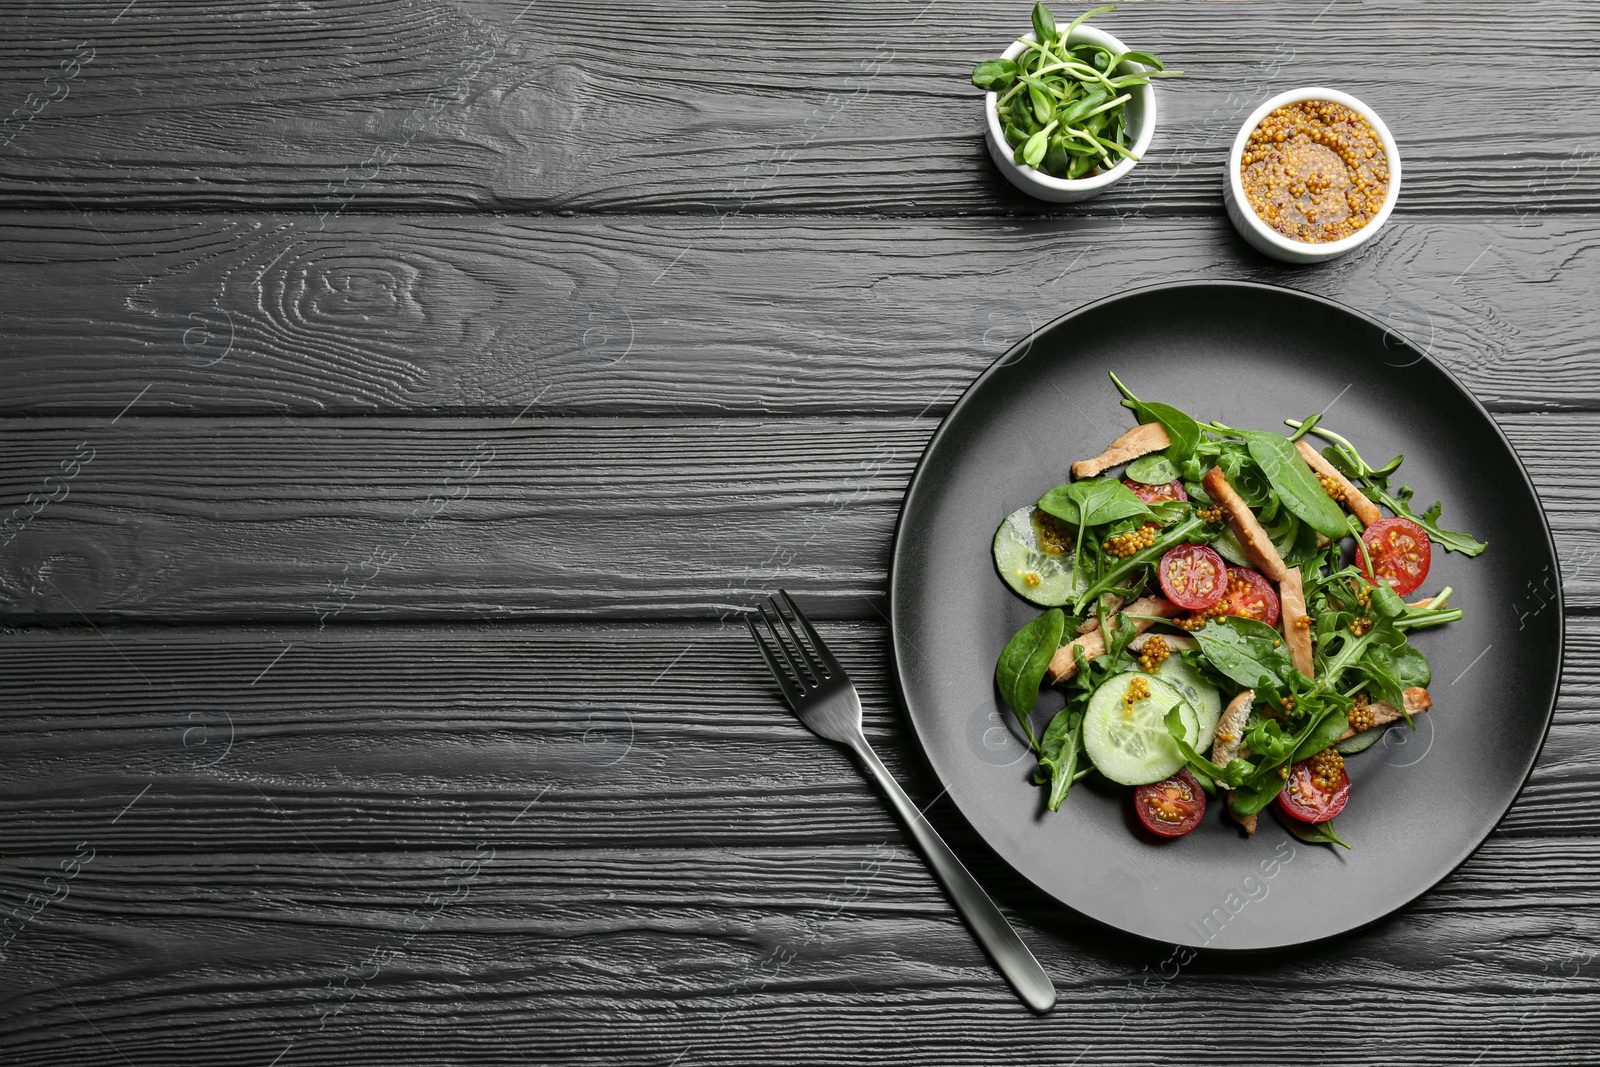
top-left (992, 374), bottom-right (1487, 847)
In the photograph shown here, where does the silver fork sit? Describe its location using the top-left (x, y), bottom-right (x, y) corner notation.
top-left (745, 590), bottom-right (1056, 1013)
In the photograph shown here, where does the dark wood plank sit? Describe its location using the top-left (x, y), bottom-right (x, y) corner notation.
top-left (0, 616), bottom-right (1591, 844)
top-left (0, 838), bottom-right (1594, 1067)
top-left (0, 620), bottom-right (1595, 1065)
top-left (0, 213), bottom-right (1592, 417)
top-left (2, 1), bottom-right (1597, 216)
top-left (0, 413), bottom-right (1594, 622)
top-left (2, 3), bottom-right (1596, 1062)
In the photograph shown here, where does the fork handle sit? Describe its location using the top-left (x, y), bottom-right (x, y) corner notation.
top-left (851, 739), bottom-right (1056, 1013)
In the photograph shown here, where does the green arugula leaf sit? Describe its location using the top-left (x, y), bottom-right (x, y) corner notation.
top-left (1354, 626), bottom-right (1432, 707)
top-left (1381, 483), bottom-right (1489, 556)
top-left (1313, 441), bottom-right (1487, 556)
top-left (1163, 706), bottom-right (1246, 786)
top-left (995, 609), bottom-right (1066, 736)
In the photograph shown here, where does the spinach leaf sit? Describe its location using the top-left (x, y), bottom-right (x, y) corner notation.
top-left (1282, 515), bottom-right (1323, 566)
top-left (1217, 448), bottom-right (1274, 513)
top-left (1241, 429), bottom-right (1349, 538)
top-left (1355, 641), bottom-right (1405, 705)
top-left (1368, 581), bottom-right (1406, 619)
top-left (1125, 454), bottom-right (1179, 484)
top-left (1283, 817), bottom-right (1351, 850)
top-left (1360, 629), bottom-right (1430, 698)
top-left (1392, 643), bottom-right (1431, 689)
top-left (1193, 616), bottom-right (1294, 690)
top-left (1243, 718), bottom-right (1297, 763)
top-left (1108, 372), bottom-right (1203, 460)
top-left (1037, 706), bottom-right (1086, 811)
top-left (1292, 706), bottom-right (1353, 762)
top-left (1144, 498), bottom-right (1192, 525)
top-left (1037, 477), bottom-right (1151, 527)
top-left (995, 609), bottom-right (1066, 735)
top-left (1335, 727), bottom-right (1385, 755)
top-left (1178, 647), bottom-right (1234, 691)
top-left (1229, 775), bottom-right (1285, 817)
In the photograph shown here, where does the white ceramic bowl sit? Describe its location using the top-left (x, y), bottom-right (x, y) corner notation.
top-left (982, 26), bottom-right (1157, 203)
top-left (1223, 86), bottom-right (1402, 263)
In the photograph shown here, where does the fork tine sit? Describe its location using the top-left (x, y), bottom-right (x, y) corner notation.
top-left (769, 594), bottom-right (827, 684)
top-left (759, 602), bottom-right (816, 688)
top-left (745, 615), bottom-right (803, 709)
top-left (778, 589), bottom-right (842, 678)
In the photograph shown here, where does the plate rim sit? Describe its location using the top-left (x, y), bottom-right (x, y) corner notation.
top-left (887, 278), bottom-right (1565, 950)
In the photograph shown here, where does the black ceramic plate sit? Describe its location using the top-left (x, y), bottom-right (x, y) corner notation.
top-left (890, 281), bottom-right (1561, 950)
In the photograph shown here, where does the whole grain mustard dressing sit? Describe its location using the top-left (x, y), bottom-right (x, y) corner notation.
top-left (1240, 100), bottom-right (1389, 243)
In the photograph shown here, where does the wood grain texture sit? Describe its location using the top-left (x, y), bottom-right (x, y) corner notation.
top-left (3, 1), bottom-right (1598, 1061)
top-left (0, 212), bottom-right (1593, 417)
top-left (0, 620), bottom-right (1595, 1065)
top-left (0, 412), bottom-right (1594, 622)
top-left (0, 616), bottom-right (1589, 844)
top-left (0, 839), bottom-right (1594, 1067)
top-left (1, 1), bottom-right (1598, 215)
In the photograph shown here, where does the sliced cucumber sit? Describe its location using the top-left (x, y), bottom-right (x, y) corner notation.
top-left (1083, 672), bottom-right (1200, 786)
top-left (1155, 654), bottom-right (1223, 750)
top-left (993, 506), bottom-right (1088, 607)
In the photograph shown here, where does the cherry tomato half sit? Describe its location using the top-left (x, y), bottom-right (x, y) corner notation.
top-left (1158, 543), bottom-right (1229, 611)
top-left (1276, 753), bottom-right (1350, 824)
top-left (1357, 515), bottom-right (1431, 596)
top-left (1217, 566), bottom-right (1280, 627)
top-left (1124, 478), bottom-right (1188, 504)
top-left (1133, 768), bottom-right (1206, 838)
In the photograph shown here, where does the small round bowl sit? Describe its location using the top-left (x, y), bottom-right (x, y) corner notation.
top-left (1223, 86), bottom-right (1402, 263)
top-left (983, 25), bottom-right (1157, 203)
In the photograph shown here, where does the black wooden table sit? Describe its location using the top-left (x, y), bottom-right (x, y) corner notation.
top-left (2, 2), bottom-right (1597, 1063)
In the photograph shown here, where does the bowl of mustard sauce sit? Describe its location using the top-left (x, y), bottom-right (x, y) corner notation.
top-left (1224, 87), bottom-right (1401, 263)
